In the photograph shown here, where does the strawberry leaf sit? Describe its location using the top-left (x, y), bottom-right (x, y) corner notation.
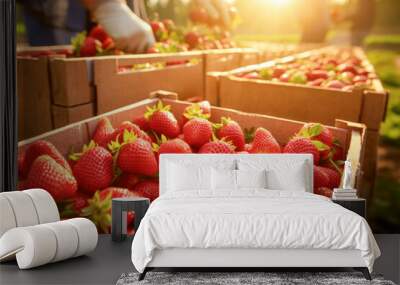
top-left (308, 123), bottom-right (323, 137)
top-left (311, 140), bottom-right (329, 151)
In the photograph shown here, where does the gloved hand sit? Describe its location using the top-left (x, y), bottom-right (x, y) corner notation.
top-left (92, 0), bottom-right (155, 53)
top-left (195, 0), bottom-right (233, 27)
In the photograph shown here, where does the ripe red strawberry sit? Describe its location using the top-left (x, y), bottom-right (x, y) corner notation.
top-left (313, 166), bottom-right (330, 190)
top-left (132, 180), bottom-right (159, 202)
top-left (189, 7), bottom-right (208, 23)
top-left (185, 32), bottom-right (201, 49)
top-left (110, 121), bottom-right (151, 144)
top-left (132, 116), bottom-right (150, 131)
top-left (27, 155), bottom-right (78, 202)
top-left (183, 118), bottom-right (213, 148)
top-left (181, 103), bottom-right (210, 127)
top-left (82, 188), bottom-right (138, 233)
top-left (249, 128), bottom-right (281, 153)
top-left (283, 138), bottom-right (320, 164)
top-left (150, 21), bottom-right (167, 41)
top-left (60, 192), bottom-right (90, 218)
top-left (114, 173), bottom-right (140, 189)
top-left (101, 37), bottom-right (114, 50)
top-left (89, 25), bottom-right (109, 43)
top-left (92, 117), bottom-right (115, 148)
top-left (18, 151), bottom-right (26, 179)
top-left (70, 142), bottom-right (113, 195)
top-left (199, 140), bottom-right (235, 153)
top-left (18, 180), bottom-right (29, 191)
top-left (215, 117), bottom-right (245, 151)
top-left (298, 123), bottom-right (334, 148)
top-left (332, 143), bottom-right (345, 161)
top-left (156, 136), bottom-right (192, 155)
top-left (314, 187), bottom-right (333, 198)
top-left (80, 37), bottom-right (100, 57)
top-left (22, 140), bottom-right (71, 177)
top-left (319, 167), bottom-right (341, 189)
top-left (145, 101), bottom-right (180, 138)
top-left (111, 133), bottom-right (158, 176)
top-left (162, 19), bottom-right (175, 32)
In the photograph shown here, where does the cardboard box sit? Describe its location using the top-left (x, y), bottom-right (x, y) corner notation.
top-left (213, 47), bottom-right (389, 131)
top-left (18, 92), bottom-right (367, 196)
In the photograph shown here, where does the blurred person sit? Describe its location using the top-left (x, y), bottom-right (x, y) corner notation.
top-left (349, 0), bottom-right (376, 46)
top-left (19, 0), bottom-right (233, 53)
top-left (296, 0), bottom-right (330, 43)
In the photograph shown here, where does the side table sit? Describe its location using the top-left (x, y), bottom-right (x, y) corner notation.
top-left (111, 197), bottom-right (150, 242)
top-left (332, 198), bottom-right (366, 218)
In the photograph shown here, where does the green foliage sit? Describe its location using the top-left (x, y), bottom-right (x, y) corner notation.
top-left (367, 50), bottom-right (400, 144)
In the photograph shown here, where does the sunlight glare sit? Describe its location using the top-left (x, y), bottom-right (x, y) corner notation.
top-left (269, 0), bottom-right (291, 7)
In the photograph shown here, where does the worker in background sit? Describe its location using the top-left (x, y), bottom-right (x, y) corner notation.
top-left (18, 0), bottom-right (233, 53)
top-left (296, 0), bottom-right (330, 43)
top-left (349, 0), bottom-right (376, 46)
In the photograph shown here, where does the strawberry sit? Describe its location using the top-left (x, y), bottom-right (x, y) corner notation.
top-left (162, 19), bottom-right (175, 32)
top-left (145, 101), bottom-right (180, 138)
top-left (189, 7), bottom-right (209, 23)
top-left (298, 123), bottom-right (333, 148)
top-left (314, 187), bottom-right (333, 198)
top-left (313, 166), bottom-right (330, 190)
top-left (249, 128), bottom-right (281, 153)
top-left (114, 173), bottom-right (140, 189)
top-left (22, 140), bottom-right (71, 177)
top-left (110, 131), bottom-right (158, 177)
top-left (185, 32), bottom-right (201, 49)
top-left (283, 138), bottom-right (320, 164)
top-left (132, 180), bottom-right (159, 202)
top-left (18, 180), bottom-right (29, 191)
top-left (297, 123), bottom-right (333, 161)
top-left (101, 37), bottom-right (114, 50)
top-left (319, 167), bottom-right (341, 189)
top-left (92, 117), bottom-right (115, 148)
top-left (82, 188), bottom-right (138, 233)
top-left (60, 192), bottom-right (90, 218)
top-left (27, 155), bottom-right (78, 202)
top-left (70, 141), bottom-right (114, 195)
top-left (89, 25), bottom-right (109, 43)
top-left (110, 121), bottom-right (151, 144)
top-left (181, 103), bottom-right (210, 127)
top-left (150, 21), bottom-right (167, 41)
top-left (215, 117), bottom-right (245, 151)
top-left (80, 37), bottom-right (101, 57)
top-left (183, 118), bottom-right (213, 148)
top-left (154, 135), bottom-right (192, 155)
top-left (18, 151), bottom-right (26, 179)
top-left (332, 142), bottom-right (345, 161)
top-left (199, 140), bottom-right (235, 153)
top-left (132, 116), bottom-right (150, 131)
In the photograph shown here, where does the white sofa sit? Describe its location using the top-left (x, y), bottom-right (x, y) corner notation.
top-left (0, 189), bottom-right (98, 269)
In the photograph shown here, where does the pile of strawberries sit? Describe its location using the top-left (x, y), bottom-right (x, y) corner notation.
top-left (18, 100), bottom-right (345, 232)
top-left (237, 49), bottom-right (376, 91)
top-left (71, 25), bottom-right (123, 57)
top-left (72, 5), bottom-right (237, 57)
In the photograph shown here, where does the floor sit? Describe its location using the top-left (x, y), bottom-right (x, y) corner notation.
top-left (0, 235), bottom-right (399, 285)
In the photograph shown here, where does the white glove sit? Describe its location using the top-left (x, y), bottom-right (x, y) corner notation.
top-left (93, 1), bottom-right (155, 53)
top-left (196, 0), bottom-right (232, 27)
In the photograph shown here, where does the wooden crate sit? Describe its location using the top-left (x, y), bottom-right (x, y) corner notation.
top-left (18, 91), bottom-right (367, 197)
top-left (204, 48), bottom-right (261, 72)
top-left (214, 47), bottom-right (388, 131)
top-left (52, 103), bottom-right (95, 129)
top-left (94, 52), bottom-right (205, 114)
top-left (17, 57), bottom-right (53, 140)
